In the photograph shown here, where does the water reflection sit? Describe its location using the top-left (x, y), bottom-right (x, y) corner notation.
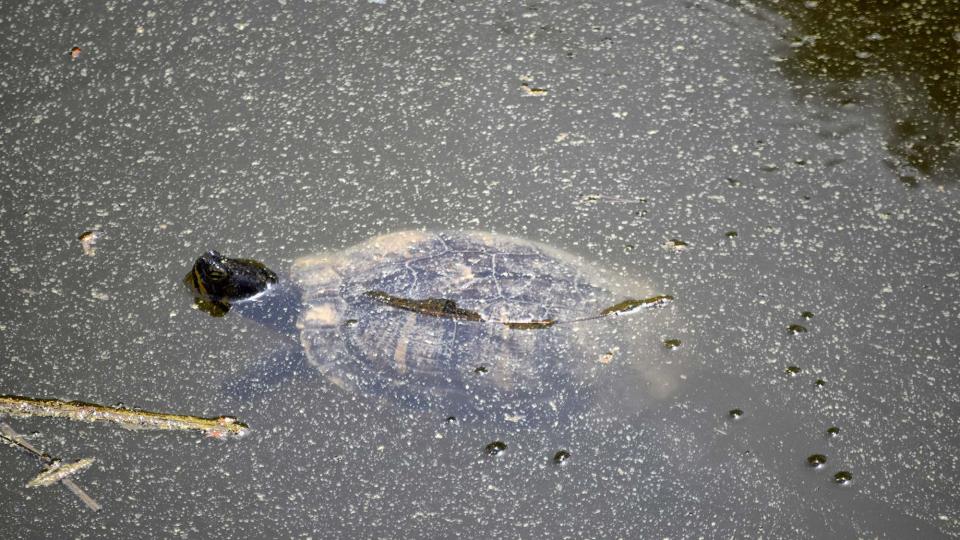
top-left (763, 0), bottom-right (959, 183)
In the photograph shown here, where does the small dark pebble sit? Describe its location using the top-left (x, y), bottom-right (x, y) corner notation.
top-left (485, 441), bottom-right (507, 456)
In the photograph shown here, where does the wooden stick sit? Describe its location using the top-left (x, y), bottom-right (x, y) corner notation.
top-left (0, 422), bottom-right (101, 511)
top-left (0, 395), bottom-right (249, 438)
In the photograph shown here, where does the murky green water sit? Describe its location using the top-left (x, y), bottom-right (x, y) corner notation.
top-left (1, 1), bottom-right (957, 538)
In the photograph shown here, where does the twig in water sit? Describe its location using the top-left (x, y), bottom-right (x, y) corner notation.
top-left (0, 395), bottom-right (249, 438)
top-left (0, 422), bottom-right (101, 511)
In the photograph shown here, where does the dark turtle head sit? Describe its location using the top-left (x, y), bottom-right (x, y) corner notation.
top-left (185, 250), bottom-right (278, 317)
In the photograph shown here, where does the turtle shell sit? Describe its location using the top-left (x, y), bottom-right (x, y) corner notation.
top-left (290, 231), bottom-right (671, 423)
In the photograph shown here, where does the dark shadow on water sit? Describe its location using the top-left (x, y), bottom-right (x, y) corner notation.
top-left (760, 0), bottom-right (959, 184)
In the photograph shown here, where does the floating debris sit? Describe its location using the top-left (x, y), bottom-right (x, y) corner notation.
top-left (728, 408), bottom-right (744, 419)
top-left (663, 239), bottom-right (689, 251)
top-left (807, 454), bottom-right (827, 468)
top-left (520, 82), bottom-right (548, 96)
top-left (578, 194), bottom-right (647, 205)
top-left (553, 450), bottom-right (571, 464)
top-left (69, 47), bottom-right (82, 60)
top-left (26, 458), bottom-right (95, 488)
top-left (600, 295), bottom-right (674, 316)
top-left (597, 350), bottom-right (615, 364)
top-left (473, 365), bottom-right (488, 375)
top-left (78, 230), bottom-right (102, 256)
top-left (90, 289), bottom-right (111, 301)
top-left (800, 311), bottom-right (815, 320)
top-left (663, 338), bottom-right (682, 350)
top-left (815, 378), bottom-right (826, 388)
top-left (787, 324), bottom-right (808, 335)
top-left (785, 365), bottom-right (802, 376)
top-left (0, 395), bottom-right (249, 438)
top-left (725, 231), bottom-right (738, 238)
top-left (826, 426), bottom-right (841, 437)
top-left (0, 422), bottom-right (100, 511)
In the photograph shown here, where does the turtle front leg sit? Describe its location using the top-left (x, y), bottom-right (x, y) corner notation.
top-left (221, 342), bottom-right (313, 401)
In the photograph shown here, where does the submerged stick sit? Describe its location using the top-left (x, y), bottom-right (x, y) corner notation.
top-left (0, 422), bottom-right (101, 511)
top-left (27, 458), bottom-right (96, 488)
top-left (0, 395), bottom-right (249, 438)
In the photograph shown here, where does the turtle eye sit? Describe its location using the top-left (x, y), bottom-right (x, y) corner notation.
top-left (205, 267), bottom-right (228, 282)
top-left (199, 257), bottom-right (230, 283)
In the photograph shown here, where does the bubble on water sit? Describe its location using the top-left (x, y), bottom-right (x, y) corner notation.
top-left (788, 324), bottom-right (808, 335)
top-left (807, 454), bottom-right (827, 467)
top-left (785, 365), bottom-right (802, 376)
top-left (728, 408), bottom-right (744, 419)
top-left (553, 450), bottom-right (571, 464)
top-left (485, 441), bottom-right (507, 456)
top-left (833, 471), bottom-right (853, 484)
top-left (663, 339), bottom-right (682, 350)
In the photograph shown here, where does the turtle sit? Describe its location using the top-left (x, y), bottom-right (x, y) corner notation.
top-left (185, 230), bottom-right (676, 424)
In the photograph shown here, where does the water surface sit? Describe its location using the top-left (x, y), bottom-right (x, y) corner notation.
top-left (1, 1), bottom-right (957, 537)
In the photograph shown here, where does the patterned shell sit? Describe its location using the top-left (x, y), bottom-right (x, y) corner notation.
top-left (289, 230), bottom-right (660, 423)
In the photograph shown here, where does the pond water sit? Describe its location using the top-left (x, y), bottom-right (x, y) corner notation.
top-left (1, 1), bottom-right (957, 538)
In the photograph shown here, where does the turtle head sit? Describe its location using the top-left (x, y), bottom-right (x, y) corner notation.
top-left (185, 250), bottom-right (278, 317)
